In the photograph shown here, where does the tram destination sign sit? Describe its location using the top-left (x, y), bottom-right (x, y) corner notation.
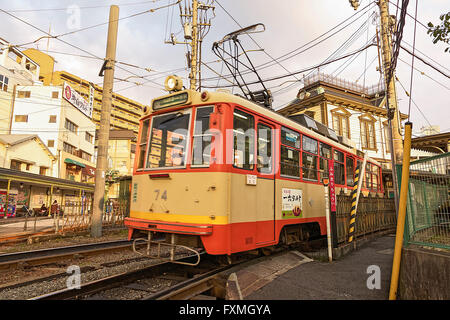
top-left (152, 91), bottom-right (189, 110)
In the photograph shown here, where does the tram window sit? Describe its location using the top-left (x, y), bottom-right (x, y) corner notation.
top-left (137, 119), bottom-right (150, 169)
top-left (346, 156), bottom-right (355, 187)
top-left (334, 150), bottom-right (345, 185)
top-left (146, 111), bottom-right (190, 168)
top-left (281, 146), bottom-right (300, 177)
top-left (257, 123), bottom-right (272, 174)
top-left (281, 127), bottom-right (300, 149)
top-left (302, 136), bottom-right (318, 154)
top-left (192, 106), bottom-right (214, 166)
top-left (233, 109), bottom-right (254, 170)
top-left (319, 143), bottom-right (331, 182)
top-left (302, 152), bottom-right (318, 181)
top-left (320, 143), bottom-right (332, 159)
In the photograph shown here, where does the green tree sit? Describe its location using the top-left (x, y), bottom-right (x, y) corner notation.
top-left (427, 12), bottom-right (450, 53)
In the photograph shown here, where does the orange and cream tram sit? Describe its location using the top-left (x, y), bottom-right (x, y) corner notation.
top-left (124, 76), bottom-right (383, 261)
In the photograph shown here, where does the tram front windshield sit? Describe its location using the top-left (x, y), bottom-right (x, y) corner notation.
top-left (146, 112), bottom-right (190, 168)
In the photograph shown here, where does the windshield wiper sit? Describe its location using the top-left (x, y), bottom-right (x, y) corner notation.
top-left (159, 112), bottom-right (184, 127)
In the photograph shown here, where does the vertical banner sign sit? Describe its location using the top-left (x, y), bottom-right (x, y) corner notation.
top-left (88, 83), bottom-right (95, 111)
top-left (328, 159), bottom-right (336, 212)
top-left (328, 159), bottom-right (338, 248)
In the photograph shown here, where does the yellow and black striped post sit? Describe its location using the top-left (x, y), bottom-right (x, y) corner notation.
top-left (348, 164), bottom-right (360, 243)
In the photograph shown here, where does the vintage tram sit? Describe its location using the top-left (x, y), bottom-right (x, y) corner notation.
top-left (124, 76), bottom-right (382, 262)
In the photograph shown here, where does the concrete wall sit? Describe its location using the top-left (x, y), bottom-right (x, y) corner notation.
top-left (399, 245), bottom-right (450, 300)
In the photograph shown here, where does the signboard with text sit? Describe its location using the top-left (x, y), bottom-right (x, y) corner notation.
top-left (63, 82), bottom-right (93, 119)
top-left (282, 188), bottom-right (303, 219)
top-left (329, 159), bottom-right (336, 212)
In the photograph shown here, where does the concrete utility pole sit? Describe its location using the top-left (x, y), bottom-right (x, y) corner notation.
top-left (378, 0), bottom-right (404, 163)
top-left (91, 5), bottom-right (119, 238)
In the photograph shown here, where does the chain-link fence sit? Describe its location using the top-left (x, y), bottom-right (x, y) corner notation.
top-left (336, 191), bottom-right (397, 244)
top-left (398, 152), bottom-right (450, 249)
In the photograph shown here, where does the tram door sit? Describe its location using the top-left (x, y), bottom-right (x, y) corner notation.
top-left (255, 122), bottom-right (276, 244)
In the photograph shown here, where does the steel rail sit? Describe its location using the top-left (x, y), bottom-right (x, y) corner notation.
top-left (144, 265), bottom-right (231, 300)
top-left (30, 253), bottom-right (205, 300)
top-left (0, 239), bottom-right (140, 270)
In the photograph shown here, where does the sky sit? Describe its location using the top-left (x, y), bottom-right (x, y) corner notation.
top-left (0, 0), bottom-right (449, 136)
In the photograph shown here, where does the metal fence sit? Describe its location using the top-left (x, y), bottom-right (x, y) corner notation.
top-left (398, 152), bottom-right (450, 249)
top-left (336, 191), bottom-right (397, 244)
top-left (23, 199), bottom-right (129, 234)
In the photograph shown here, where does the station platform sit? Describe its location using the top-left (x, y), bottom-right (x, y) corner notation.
top-left (0, 217), bottom-right (55, 243)
top-left (227, 234), bottom-right (395, 300)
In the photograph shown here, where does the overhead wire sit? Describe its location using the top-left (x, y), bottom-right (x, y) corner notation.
top-left (201, 0), bottom-right (377, 83)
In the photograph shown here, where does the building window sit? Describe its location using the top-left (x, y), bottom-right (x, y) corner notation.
top-left (302, 135), bottom-right (318, 181)
top-left (15, 115), bottom-right (28, 122)
top-left (0, 74), bottom-right (8, 92)
top-left (52, 91), bottom-right (59, 99)
top-left (49, 115), bottom-right (57, 123)
top-left (81, 150), bottom-right (92, 162)
top-left (65, 118), bottom-right (78, 134)
top-left (48, 140), bottom-right (55, 148)
top-left (10, 160), bottom-right (21, 170)
top-left (280, 127), bottom-right (300, 178)
top-left (63, 142), bottom-right (76, 155)
top-left (85, 132), bottom-right (93, 143)
top-left (39, 167), bottom-right (47, 175)
top-left (331, 108), bottom-right (351, 139)
top-left (17, 90), bottom-right (31, 98)
top-left (360, 115), bottom-right (376, 150)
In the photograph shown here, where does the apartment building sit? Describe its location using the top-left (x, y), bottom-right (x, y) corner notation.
top-left (10, 84), bottom-right (96, 182)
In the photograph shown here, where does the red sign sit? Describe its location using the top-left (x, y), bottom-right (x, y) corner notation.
top-left (328, 159), bottom-right (336, 212)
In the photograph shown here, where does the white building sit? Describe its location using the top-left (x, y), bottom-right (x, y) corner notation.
top-left (10, 83), bottom-right (96, 182)
top-left (0, 38), bottom-right (41, 134)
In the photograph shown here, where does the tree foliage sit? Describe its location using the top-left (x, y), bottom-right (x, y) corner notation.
top-left (427, 12), bottom-right (450, 53)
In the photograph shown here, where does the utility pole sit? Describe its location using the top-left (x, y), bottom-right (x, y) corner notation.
top-left (166, 0), bottom-right (213, 91)
top-left (378, 0), bottom-right (404, 163)
top-left (91, 5), bottom-right (119, 238)
top-left (189, 0), bottom-right (199, 90)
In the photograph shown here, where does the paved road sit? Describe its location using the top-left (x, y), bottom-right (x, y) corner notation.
top-left (247, 234), bottom-right (395, 300)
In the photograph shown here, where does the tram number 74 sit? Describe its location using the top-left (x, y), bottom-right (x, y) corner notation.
top-left (154, 189), bottom-right (168, 201)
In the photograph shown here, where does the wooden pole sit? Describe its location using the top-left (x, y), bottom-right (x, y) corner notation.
top-left (91, 5), bottom-right (119, 237)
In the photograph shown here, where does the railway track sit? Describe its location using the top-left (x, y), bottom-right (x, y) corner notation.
top-left (0, 239), bottom-right (143, 270)
top-left (1, 237), bottom-right (326, 300)
top-left (30, 253), bottom-right (232, 300)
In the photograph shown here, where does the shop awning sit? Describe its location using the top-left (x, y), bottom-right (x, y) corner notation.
top-left (64, 158), bottom-right (86, 168)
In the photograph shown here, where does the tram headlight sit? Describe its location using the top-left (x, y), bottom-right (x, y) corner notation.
top-left (164, 75), bottom-right (183, 92)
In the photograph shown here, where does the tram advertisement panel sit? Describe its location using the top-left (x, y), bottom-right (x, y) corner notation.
top-left (281, 188), bottom-right (303, 219)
